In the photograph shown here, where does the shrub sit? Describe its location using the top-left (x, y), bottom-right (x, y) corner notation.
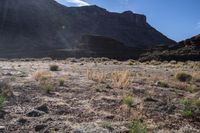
top-left (123, 95), bottom-right (134, 108)
top-left (0, 81), bottom-right (13, 97)
top-left (40, 82), bottom-right (54, 94)
top-left (129, 120), bottom-right (147, 133)
top-left (101, 121), bottom-right (113, 131)
top-left (10, 76), bottom-right (16, 82)
top-left (181, 110), bottom-right (193, 117)
top-left (156, 81), bottom-right (169, 88)
top-left (50, 65), bottom-right (59, 71)
top-left (59, 78), bottom-right (65, 86)
top-left (176, 72), bottom-right (192, 82)
top-left (0, 95), bottom-right (5, 109)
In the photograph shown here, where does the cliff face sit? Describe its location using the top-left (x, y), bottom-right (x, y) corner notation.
top-left (0, 0), bottom-right (176, 58)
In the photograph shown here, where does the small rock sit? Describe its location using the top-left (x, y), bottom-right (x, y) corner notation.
top-left (0, 110), bottom-right (7, 119)
top-left (0, 126), bottom-right (5, 132)
top-left (26, 110), bottom-right (45, 117)
top-left (105, 115), bottom-right (115, 120)
top-left (144, 97), bottom-right (159, 102)
top-left (36, 104), bottom-right (49, 113)
top-left (17, 118), bottom-right (29, 125)
top-left (35, 124), bottom-right (47, 132)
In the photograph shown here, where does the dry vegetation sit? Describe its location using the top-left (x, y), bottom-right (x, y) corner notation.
top-left (0, 58), bottom-right (200, 132)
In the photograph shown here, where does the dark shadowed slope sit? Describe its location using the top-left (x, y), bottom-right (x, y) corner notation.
top-left (140, 34), bottom-right (200, 61)
top-left (0, 0), bottom-right (175, 58)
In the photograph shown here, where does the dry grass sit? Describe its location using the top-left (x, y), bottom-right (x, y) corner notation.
top-left (32, 70), bottom-right (52, 81)
top-left (192, 72), bottom-right (200, 82)
top-left (87, 69), bottom-right (107, 83)
top-left (111, 70), bottom-right (131, 89)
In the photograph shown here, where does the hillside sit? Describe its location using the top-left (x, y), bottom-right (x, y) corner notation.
top-left (0, 0), bottom-right (175, 58)
top-left (140, 34), bottom-right (200, 61)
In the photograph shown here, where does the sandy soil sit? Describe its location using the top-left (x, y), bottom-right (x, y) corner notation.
top-left (0, 58), bottom-right (200, 133)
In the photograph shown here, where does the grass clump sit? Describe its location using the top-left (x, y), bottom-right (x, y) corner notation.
top-left (0, 81), bottom-right (13, 97)
top-left (180, 110), bottom-right (193, 118)
top-left (40, 83), bottom-right (54, 94)
top-left (87, 69), bottom-right (106, 83)
top-left (111, 70), bottom-right (131, 89)
top-left (156, 81), bottom-right (169, 88)
top-left (176, 72), bottom-right (192, 82)
top-left (50, 65), bottom-right (59, 71)
top-left (129, 120), bottom-right (147, 133)
top-left (101, 121), bottom-right (113, 131)
top-left (123, 95), bottom-right (134, 108)
top-left (59, 78), bottom-right (65, 86)
top-left (33, 70), bottom-right (51, 81)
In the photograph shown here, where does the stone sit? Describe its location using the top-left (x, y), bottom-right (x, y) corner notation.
top-left (35, 124), bottom-right (48, 132)
top-left (26, 110), bottom-right (45, 117)
top-left (36, 104), bottom-right (49, 113)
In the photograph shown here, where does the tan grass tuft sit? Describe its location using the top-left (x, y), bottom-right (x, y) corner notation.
top-left (32, 70), bottom-right (52, 81)
top-left (87, 69), bottom-right (107, 83)
top-left (111, 70), bottom-right (131, 89)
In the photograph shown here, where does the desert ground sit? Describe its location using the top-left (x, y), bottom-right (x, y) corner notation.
top-left (0, 58), bottom-right (200, 133)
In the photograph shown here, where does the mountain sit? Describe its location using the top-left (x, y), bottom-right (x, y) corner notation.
top-left (139, 34), bottom-right (200, 61)
top-left (0, 0), bottom-right (176, 58)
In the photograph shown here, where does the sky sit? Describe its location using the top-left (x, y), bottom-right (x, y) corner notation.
top-left (55, 0), bottom-right (200, 42)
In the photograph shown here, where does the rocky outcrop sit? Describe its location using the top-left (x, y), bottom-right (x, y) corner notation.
top-left (0, 0), bottom-right (175, 58)
top-left (139, 34), bottom-right (200, 61)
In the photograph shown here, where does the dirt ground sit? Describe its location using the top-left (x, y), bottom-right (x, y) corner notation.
top-left (0, 58), bottom-right (200, 133)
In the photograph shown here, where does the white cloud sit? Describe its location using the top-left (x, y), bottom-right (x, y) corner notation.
top-left (55, 0), bottom-right (89, 6)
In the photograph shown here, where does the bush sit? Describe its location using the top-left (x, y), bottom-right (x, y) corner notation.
top-left (129, 120), bottom-right (147, 133)
top-left (40, 82), bottom-right (54, 94)
top-left (156, 81), bottom-right (169, 88)
top-left (181, 110), bottom-right (193, 117)
top-left (0, 81), bottom-right (13, 97)
top-left (59, 78), bottom-right (65, 86)
top-left (123, 95), bottom-right (134, 108)
top-left (50, 65), bottom-right (59, 71)
top-left (176, 72), bottom-right (192, 82)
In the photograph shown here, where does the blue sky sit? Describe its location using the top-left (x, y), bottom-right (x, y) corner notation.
top-left (56, 0), bottom-right (200, 42)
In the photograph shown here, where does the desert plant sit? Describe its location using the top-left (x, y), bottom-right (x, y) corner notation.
top-left (192, 99), bottom-right (200, 107)
top-left (156, 81), bottom-right (169, 88)
top-left (87, 69), bottom-right (106, 83)
top-left (176, 72), bottom-right (192, 82)
top-left (59, 78), bottom-right (65, 86)
top-left (101, 121), bottom-right (113, 131)
top-left (123, 95), bottom-right (134, 114)
top-left (0, 95), bottom-right (5, 109)
top-left (181, 110), bottom-right (193, 117)
top-left (123, 95), bottom-right (134, 107)
top-left (129, 120), bottom-right (147, 133)
top-left (40, 82), bottom-right (54, 94)
top-left (10, 76), bottom-right (16, 82)
top-left (33, 70), bottom-right (51, 81)
top-left (0, 81), bottom-right (13, 97)
top-left (111, 70), bottom-right (130, 89)
top-left (180, 98), bottom-right (192, 107)
top-left (50, 65), bottom-right (59, 71)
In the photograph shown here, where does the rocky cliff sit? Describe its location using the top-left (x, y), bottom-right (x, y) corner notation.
top-left (0, 0), bottom-right (175, 58)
